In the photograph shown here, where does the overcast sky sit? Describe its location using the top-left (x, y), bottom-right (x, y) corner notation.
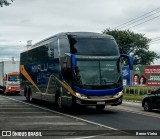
top-left (0, 0), bottom-right (160, 64)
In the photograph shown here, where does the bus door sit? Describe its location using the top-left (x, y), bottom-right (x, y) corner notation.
top-left (61, 53), bottom-right (73, 106)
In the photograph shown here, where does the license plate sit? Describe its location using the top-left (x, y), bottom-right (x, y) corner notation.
top-left (97, 101), bottom-right (105, 105)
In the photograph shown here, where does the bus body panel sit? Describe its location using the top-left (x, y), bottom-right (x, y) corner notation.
top-left (20, 32), bottom-right (132, 108)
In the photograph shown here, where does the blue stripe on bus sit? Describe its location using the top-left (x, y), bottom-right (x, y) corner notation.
top-left (72, 86), bottom-right (123, 96)
top-left (71, 54), bottom-right (76, 69)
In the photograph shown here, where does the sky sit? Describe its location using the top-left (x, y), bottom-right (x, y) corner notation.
top-left (0, 0), bottom-right (160, 64)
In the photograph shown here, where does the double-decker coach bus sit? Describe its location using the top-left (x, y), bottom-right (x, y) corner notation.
top-left (20, 32), bottom-right (133, 110)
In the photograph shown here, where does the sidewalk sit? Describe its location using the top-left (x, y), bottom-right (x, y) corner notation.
top-left (123, 100), bottom-right (141, 106)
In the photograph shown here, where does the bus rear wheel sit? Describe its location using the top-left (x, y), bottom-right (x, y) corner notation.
top-left (26, 88), bottom-right (33, 102)
top-left (57, 96), bottom-right (62, 108)
top-left (55, 93), bottom-right (62, 109)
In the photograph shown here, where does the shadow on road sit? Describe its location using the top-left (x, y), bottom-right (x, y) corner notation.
top-left (24, 99), bottom-right (118, 116)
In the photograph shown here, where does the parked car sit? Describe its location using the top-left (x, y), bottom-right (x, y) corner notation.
top-left (142, 88), bottom-right (160, 111)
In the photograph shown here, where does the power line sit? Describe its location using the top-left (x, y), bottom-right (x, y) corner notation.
top-left (149, 41), bottom-right (160, 44)
top-left (128, 14), bottom-right (160, 29)
top-left (149, 38), bottom-right (160, 44)
top-left (151, 36), bottom-right (160, 40)
top-left (151, 38), bottom-right (160, 42)
top-left (114, 7), bottom-right (160, 30)
top-left (114, 7), bottom-right (160, 29)
top-left (119, 10), bottom-right (160, 29)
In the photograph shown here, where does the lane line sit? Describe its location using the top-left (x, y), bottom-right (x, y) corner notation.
top-left (0, 112), bottom-right (50, 113)
top-left (0, 116), bottom-right (63, 118)
top-left (6, 122), bottom-right (87, 125)
top-left (0, 108), bottom-right (39, 109)
top-left (1, 96), bottom-right (130, 138)
top-left (107, 106), bottom-right (160, 119)
top-left (2, 96), bottom-right (118, 130)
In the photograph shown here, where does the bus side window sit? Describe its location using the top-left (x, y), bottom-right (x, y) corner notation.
top-left (59, 37), bottom-right (70, 57)
top-left (47, 37), bottom-right (58, 59)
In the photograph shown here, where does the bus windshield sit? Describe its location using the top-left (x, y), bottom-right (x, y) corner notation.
top-left (69, 37), bottom-right (119, 56)
top-left (73, 60), bottom-right (121, 86)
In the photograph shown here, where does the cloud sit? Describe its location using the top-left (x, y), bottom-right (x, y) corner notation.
top-left (0, 44), bottom-right (24, 60)
top-left (0, 0), bottom-right (160, 63)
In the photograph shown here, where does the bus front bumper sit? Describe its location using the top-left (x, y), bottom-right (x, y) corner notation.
top-left (75, 96), bottom-right (123, 106)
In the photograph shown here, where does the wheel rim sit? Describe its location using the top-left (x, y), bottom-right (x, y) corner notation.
top-left (58, 96), bottom-right (62, 108)
top-left (144, 102), bottom-right (149, 111)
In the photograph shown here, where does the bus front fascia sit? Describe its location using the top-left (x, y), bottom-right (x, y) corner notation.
top-left (64, 53), bottom-right (123, 101)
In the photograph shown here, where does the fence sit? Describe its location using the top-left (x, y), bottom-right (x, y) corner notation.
top-left (123, 86), bottom-right (158, 96)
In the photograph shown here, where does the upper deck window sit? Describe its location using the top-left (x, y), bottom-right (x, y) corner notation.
top-left (69, 36), bottom-right (119, 56)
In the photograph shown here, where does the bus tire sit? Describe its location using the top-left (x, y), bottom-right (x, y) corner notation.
top-left (96, 105), bottom-right (105, 111)
top-left (57, 95), bottom-right (62, 108)
top-left (26, 87), bottom-right (33, 102)
top-left (24, 87), bottom-right (27, 97)
top-left (71, 96), bottom-right (79, 110)
top-left (55, 92), bottom-right (62, 109)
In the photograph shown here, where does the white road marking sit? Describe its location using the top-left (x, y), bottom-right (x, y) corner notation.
top-left (0, 108), bottom-right (38, 109)
top-left (107, 106), bottom-right (160, 119)
top-left (8, 122), bottom-right (87, 125)
top-left (1, 96), bottom-right (133, 138)
top-left (0, 116), bottom-right (63, 118)
top-left (2, 96), bottom-right (118, 131)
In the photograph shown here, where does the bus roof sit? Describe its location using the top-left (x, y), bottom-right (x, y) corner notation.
top-left (23, 32), bottom-right (114, 52)
top-left (34, 32), bottom-right (112, 46)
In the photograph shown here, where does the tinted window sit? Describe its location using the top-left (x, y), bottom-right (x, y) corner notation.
top-left (74, 60), bottom-right (121, 85)
top-left (155, 89), bottom-right (160, 94)
top-left (20, 38), bottom-right (58, 65)
top-left (69, 37), bottom-right (119, 56)
top-left (59, 37), bottom-right (70, 57)
top-left (48, 39), bottom-right (58, 58)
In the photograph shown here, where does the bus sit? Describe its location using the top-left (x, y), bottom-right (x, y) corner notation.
top-left (20, 32), bottom-right (133, 110)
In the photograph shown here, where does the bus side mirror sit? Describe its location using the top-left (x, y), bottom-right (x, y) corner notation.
top-left (121, 54), bottom-right (133, 70)
top-left (71, 54), bottom-right (76, 70)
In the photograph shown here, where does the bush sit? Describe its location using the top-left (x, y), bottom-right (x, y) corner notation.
top-left (123, 86), bottom-right (157, 95)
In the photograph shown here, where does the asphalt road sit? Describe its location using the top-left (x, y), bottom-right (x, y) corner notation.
top-left (0, 94), bottom-right (160, 139)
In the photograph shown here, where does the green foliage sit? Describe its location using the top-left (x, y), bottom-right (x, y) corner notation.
top-left (123, 86), bottom-right (156, 95)
top-left (123, 86), bottom-right (157, 101)
top-left (102, 29), bottom-right (160, 65)
top-left (0, 0), bottom-right (14, 7)
top-left (123, 94), bottom-right (143, 101)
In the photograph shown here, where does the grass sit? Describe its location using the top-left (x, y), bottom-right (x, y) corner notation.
top-left (123, 86), bottom-right (158, 102)
top-left (123, 94), bottom-right (143, 102)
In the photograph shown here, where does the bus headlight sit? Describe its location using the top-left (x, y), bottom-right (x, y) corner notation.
top-left (113, 92), bottom-right (122, 98)
top-left (76, 92), bottom-right (88, 99)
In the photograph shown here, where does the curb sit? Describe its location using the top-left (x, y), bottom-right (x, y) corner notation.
top-left (123, 99), bottom-right (141, 103)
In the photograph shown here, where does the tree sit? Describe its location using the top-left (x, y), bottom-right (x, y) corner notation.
top-left (0, 0), bottom-right (14, 7)
top-left (102, 29), bottom-right (160, 65)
